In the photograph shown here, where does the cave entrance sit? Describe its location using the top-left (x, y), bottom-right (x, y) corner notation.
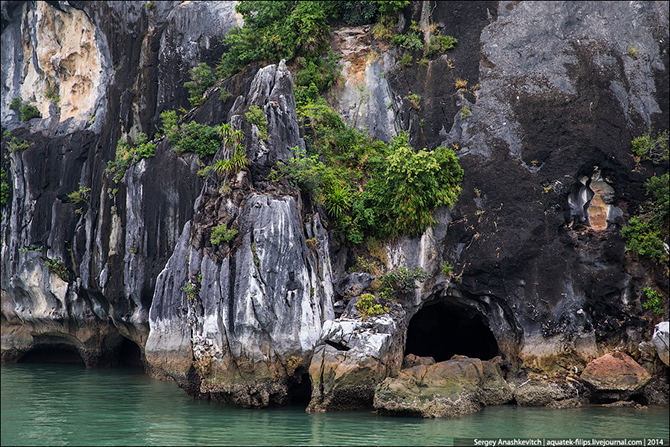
top-left (116, 337), bottom-right (143, 367)
top-left (19, 345), bottom-right (85, 364)
top-left (405, 300), bottom-right (499, 362)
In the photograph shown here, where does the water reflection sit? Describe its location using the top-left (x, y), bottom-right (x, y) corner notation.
top-left (2, 364), bottom-right (668, 446)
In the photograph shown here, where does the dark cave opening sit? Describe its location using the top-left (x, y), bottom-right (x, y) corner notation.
top-left (19, 344), bottom-right (85, 364)
top-left (405, 300), bottom-right (500, 362)
top-left (287, 372), bottom-right (312, 406)
top-left (116, 337), bottom-right (144, 367)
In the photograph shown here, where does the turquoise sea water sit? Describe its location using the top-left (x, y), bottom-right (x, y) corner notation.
top-left (1, 363), bottom-right (668, 446)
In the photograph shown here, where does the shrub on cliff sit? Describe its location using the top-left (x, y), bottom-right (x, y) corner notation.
top-left (272, 98), bottom-right (462, 244)
top-left (184, 63), bottom-right (216, 107)
top-left (210, 223), bottom-right (238, 245)
top-left (160, 110), bottom-right (222, 160)
top-left (622, 172), bottom-right (669, 263)
top-left (216, 1), bottom-right (408, 101)
top-left (0, 168), bottom-right (8, 207)
top-left (623, 129), bottom-right (669, 265)
top-left (106, 133), bottom-right (156, 183)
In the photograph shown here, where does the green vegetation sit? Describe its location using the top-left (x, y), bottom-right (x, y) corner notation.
top-left (272, 97), bottom-right (462, 244)
top-left (407, 93), bottom-right (421, 109)
top-left (642, 287), bottom-right (665, 315)
top-left (45, 257), bottom-right (69, 281)
top-left (355, 292), bottom-right (389, 321)
top-left (67, 183), bottom-right (91, 205)
top-left (622, 173), bottom-right (669, 263)
top-left (245, 105), bottom-right (268, 141)
top-left (441, 262), bottom-right (452, 277)
top-left (378, 266), bottom-right (429, 299)
top-left (216, 1), bottom-right (408, 107)
top-left (1, 168), bottom-right (8, 206)
top-left (20, 103), bottom-right (41, 121)
top-left (213, 124), bottom-right (247, 176)
top-left (632, 129), bottom-right (668, 164)
top-left (106, 132), bottom-right (156, 183)
top-left (18, 244), bottom-right (41, 253)
top-left (398, 53), bottom-right (413, 67)
top-left (219, 88), bottom-right (231, 102)
top-left (388, 18), bottom-right (457, 59)
top-left (6, 135), bottom-right (29, 153)
top-left (44, 82), bottom-right (60, 104)
top-left (626, 44), bottom-right (640, 57)
top-left (160, 110), bottom-right (222, 159)
top-left (184, 63), bottom-right (216, 107)
top-left (623, 129), bottom-right (668, 265)
top-left (183, 281), bottom-right (198, 301)
top-left (210, 223), bottom-right (238, 245)
top-left (10, 98), bottom-right (21, 111)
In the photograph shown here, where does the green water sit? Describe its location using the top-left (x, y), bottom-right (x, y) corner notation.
top-left (1, 363), bottom-right (668, 446)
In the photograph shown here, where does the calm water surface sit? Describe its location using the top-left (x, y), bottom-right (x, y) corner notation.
top-left (2, 363), bottom-right (668, 446)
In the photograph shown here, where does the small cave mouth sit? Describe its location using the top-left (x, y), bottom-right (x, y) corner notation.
top-left (405, 300), bottom-right (500, 362)
top-left (18, 344), bottom-right (85, 364)
top-left (115, 337), bottom-right (143, 367)
top-left (287, 372), bottom-right (312, 406)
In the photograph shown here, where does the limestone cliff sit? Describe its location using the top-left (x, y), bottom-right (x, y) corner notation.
top-left (1, 1), bottom-right (668, 414)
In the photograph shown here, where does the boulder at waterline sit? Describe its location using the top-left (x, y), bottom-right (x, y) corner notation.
top-left (373, 356), bottom-right (513, 418)
top-left (580, 352), bottom-right (652, 401)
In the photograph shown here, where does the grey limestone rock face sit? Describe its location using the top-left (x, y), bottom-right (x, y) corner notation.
top-left (157, 1), bottom-right (243, 113)
top-left (652, 322), bottom-right (669, 366)
top-left (147, 192), bottom-right (335, 406)
top-left (229, 60), bottom-right (305, 166)
top-left (307, 312), bottom-right (406, 412)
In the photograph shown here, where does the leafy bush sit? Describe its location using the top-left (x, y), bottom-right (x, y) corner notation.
top-left (398, 53), bottom-right (413, 67)
top-left (5, 134), bottom-right (29, 153)
top-left (622, 172), bottom-right (669, 263)
top-left (642, 287), bottom-right (665, 314)
top-left (183, 281), bottom-right (198, 300)
top-left (184, 63), bottom-right (216, 107)
top-left (20, 104), bottom-right (41, 121)
top-left (0, 168), bottom-right (9, 206)
top-left (106, 133), bottom-right (156, 183)
top-left (10, 98), bottom-right (21, 111)
top-left (407, 93), bottom-right (421, 109)
top-left (355, 292), bottom-right (389, 321)
top-left (392, 31), bottom-right (423, 51)
top-left (372, 14), bottom-right (396, 40)
top-left (212, 123), bottom-right (247, 176)
top-left (210, 223), bottom-right (238, 245)
top-left (371, 133), bottom-right (463, 238)
top-left (45, 258), bottom-right (69, 281)
top-left (67, 183), bottom-right (91, 205)
top-left (274, 98), bottom-right (462, 244)
top-left (161, 111), bottom-right (223, 160)
top-left (632, 129), bottom-right (668, 164)
top-left (378, 266), bottom-right (430, 299)
top-left (246, 105), bottom-right (268, 141)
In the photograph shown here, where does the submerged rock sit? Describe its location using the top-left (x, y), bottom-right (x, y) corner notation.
top-left (373, 356), bottom-right (513, 418)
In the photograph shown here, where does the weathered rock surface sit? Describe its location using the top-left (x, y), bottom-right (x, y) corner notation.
top-left (307, 308), bottom-right (405, 412)
top-left (652, 322), bottom-right (669, 366)
top-left (513, 380), bottom-right (573, 407)
top-left (580, 352), bottom-right (652, 401)
top-left (374, 357), bottom-right (513, 417)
